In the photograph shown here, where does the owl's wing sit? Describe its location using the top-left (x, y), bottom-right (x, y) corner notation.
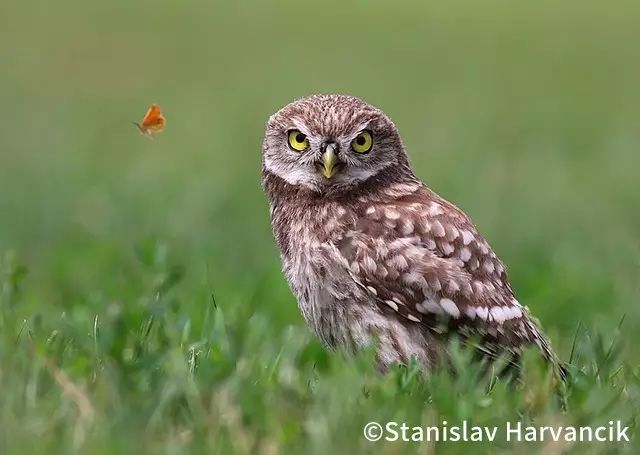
top-left (338, 185), bottom-right (555, 361)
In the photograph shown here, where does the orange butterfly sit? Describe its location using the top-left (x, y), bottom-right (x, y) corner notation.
top-left (134, 104), bottom-right (165, 138)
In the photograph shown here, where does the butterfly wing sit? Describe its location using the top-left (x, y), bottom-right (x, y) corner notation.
top-left (141, 104), bottom-right (165, 133)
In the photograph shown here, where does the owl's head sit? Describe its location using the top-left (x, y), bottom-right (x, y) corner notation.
top-left (262, 94), bottom-right (412, 194)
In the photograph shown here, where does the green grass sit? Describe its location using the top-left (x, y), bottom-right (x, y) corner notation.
top-left (1, 0), bottom-right (640, 453)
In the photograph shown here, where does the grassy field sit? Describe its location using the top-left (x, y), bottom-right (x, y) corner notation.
top-left (1, 0), bottom-right (639, 453)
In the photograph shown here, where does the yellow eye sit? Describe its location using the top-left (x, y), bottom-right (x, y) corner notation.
top-left (351, 130), bottom-right (373, 153)
top-left (288, 130), bottom-right (310, 152)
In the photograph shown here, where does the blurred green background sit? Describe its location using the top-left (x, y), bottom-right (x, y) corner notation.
top-left (1, 0), bottom-right (639, 453)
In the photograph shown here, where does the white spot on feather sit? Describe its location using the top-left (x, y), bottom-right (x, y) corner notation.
top-left (417, 299), bottom-right (442, 314)
top-left (446, 280), bottom-right (460, 293)
top-left (440, 242), bottom-right (455, 255)
top-left (427, 276), bottom-right (442, 292)
top-left (402, 272), bottom-right (426, 287)
top-left (424, 239), bottom-right (437, 250)
top-left (440, 298), bottom-right (460, 318)
top-left (491, 306), bottom-right (507, 323)
top-left (387, 255), bottom-right (409, 271)
top-left (431, 220), bottom-right (446, 237)
top-left (419, 220), bottom-right (432, 233)
top-left (362, 256), bottom-right (376, 273)
top-left (461, 229), bottom-right (474, 245)
top-left (385, 300), bottom-right (399, 311)
top-left (399, 219), bottom-right (414, 236)
top-left (476, 307), bottom-right (489, 320)
top-left (385, 207), bottom-right (401, 220)
top-left (427, 203), bottom-right (444, 216)
top-left (471, 281), bottom-right (485, 294)
top-left (446, 225), bottom-right (459, 241)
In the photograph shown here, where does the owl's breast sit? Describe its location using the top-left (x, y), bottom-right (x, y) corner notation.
top-left (273, 201), bottom-right (364, 346)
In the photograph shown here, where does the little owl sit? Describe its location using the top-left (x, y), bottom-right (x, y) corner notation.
top-left (262, 94), bottom-right (558, 374)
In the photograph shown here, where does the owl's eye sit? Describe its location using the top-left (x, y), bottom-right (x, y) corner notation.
top-left (287, 130), bottom-right (310, 152)
top-left (351, 130), bottom-right (373, 153)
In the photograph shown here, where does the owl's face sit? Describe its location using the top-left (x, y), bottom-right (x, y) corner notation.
top-left (262, 94), bottom-right (409, 193)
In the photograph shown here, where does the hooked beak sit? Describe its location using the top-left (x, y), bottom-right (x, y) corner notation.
top-left (321, 143), bottom-right (338, 179)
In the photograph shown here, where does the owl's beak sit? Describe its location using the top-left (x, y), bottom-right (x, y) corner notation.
top-left (320, 143), bottom-right (338, 179)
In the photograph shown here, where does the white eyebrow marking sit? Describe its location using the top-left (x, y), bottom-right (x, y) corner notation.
top-left (290, 119), bottom-right (312, 136)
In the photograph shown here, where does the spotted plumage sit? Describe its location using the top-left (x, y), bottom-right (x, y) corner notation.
top-left (262, 94), bottom-right (559, 373)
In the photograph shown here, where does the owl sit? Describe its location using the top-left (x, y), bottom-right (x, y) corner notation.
top-left (262, 94), bottom-right (559, 375)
